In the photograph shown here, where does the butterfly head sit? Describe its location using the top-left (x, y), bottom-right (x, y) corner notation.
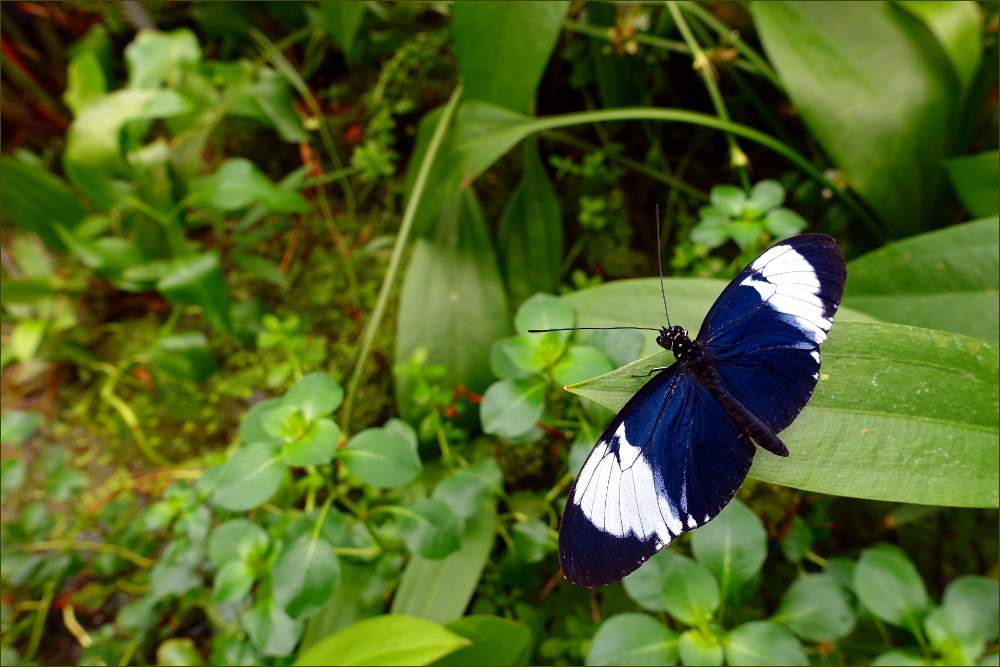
top-left (656, 325), bottom-right (690, 351)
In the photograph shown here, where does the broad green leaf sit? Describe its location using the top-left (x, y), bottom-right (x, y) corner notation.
top-left (0, 157), bottom-right (87, 251)
top-left (497, 138), bottom-right (563, 309)
top-left (587, 328), bottom-right (645, 369)
top-left (511, 519), bottom-right (556, 563)
top-left (516, 292), bottom-right (575, 337)
top-left (156, 638), bottom-right (204, 666)
top-left (490, 336), bottom-right (544, 378)
top-left (340, 425), bottom-right (422, 488)
top-left (661, 553), bottom-right (720, 626)
top-left (1, 279), bottom-right (55, 305)
top-left (771, 574), bottom-right (855, 641)
top-left (272, 533), bottom-right (341, 620)
top-left (283, 419), bottom-right (341, 467)
top-left (124, 28), bottom-right (201, 90)
top-left (396, 190), bottom-right (511, 420)
top-left (854, 545), bottom-right (929, 631)
top-left (454, 2), bottom-right (568, 114)
top-left (213, 560), bottom-right (256, 604)
top-left (233, 254), bottom-right (289, 290)
top-left (724, 622), bottom-right (808, 666)
top-left (157, 253), bottom-right (233, 334)
top-left (679, 629), bottom-right (723, 667)
top-left (0, 411), bottom-right (43, 446)
top-left (924, 603), bottom-right (985, 666)
top-left (239, 398), bottom-right (284, 446)
top-left (64, 50), bottom-right (107, 115)
top-left (283, 372), bottom-right (344, 421)
top-left (897, 1), bottom-right (983, 95)
top-left (208, 519), bottom-right (269, 567)
top-left (186, 159), bottom-right (311, 213)
top-left (553, 346), bottom-right (614, 388)
top-left (211, 443), bottom-right (287, 511)
top-left (10, 320), bottom-right (46, 362)
top-left (750, 180), bottom-right (785, 211)
top-left (943, 576), bottom-right (1000, 642)
top-left (300, 561), bottom-right (384, 652)
top-left (623, 548), bottom-right (681, 613)
top-left (392, 504), bottom-right (496, 623)
top-left (752, 1), bottom-right (957, 237)
top-left (242, 595), bottom-right (304, 658)
top-left (870, 651), bottom-right (929, 666)
top-left (844, 217), bottom-right (999, 343)
top-left (690, 499), bottom-right (767, 603)
top-left (480, 378), bottom-right (546, 439)
top-left (145, 332), bottom-right (217, 382)
top-left (432, 615), bottom-right (532, 667)
top-left (396, 499), bottom-right (463, 560)
top-left (432, 470), bottom-right (491, 520)
top-left (244, 68), bottom-right (310, 143)
top-left (320, 2), bottom-right (367, 62)
top-left (568, 321), bottom-right (999, 508)
top-left (944, 153), bottom-right (1000, 219)
top-left (295, 615), bottom-right (470, 666)
top-left (56, 226), bottom-right (145, 282)
top-left (586, 613), bottom-right (678, 666)
top-left (588, 1), bottom-right (646, 109)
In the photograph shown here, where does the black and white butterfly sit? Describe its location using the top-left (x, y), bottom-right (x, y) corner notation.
top-left (540, 234), bottom-right (846, 588)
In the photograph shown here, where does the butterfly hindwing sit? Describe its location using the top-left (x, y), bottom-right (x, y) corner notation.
top-left (698, 234), bottom-right (846, 433)
top-left (559, 365), bottom-right (755, 588)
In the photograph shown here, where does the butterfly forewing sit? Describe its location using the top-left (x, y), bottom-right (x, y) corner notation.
top-left (558, 234), bottom-right (847, 588)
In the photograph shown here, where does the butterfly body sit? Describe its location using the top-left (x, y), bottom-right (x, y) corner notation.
top-left (559, 234), bottom-right (846, 588)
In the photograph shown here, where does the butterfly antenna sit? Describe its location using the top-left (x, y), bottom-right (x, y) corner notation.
top-left (655, 204), bottom-right (671, 327)
top-left (528, 326), bottom-right (661, 333)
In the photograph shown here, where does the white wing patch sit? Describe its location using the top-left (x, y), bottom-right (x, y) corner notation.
top-left (572, 422), bottom-right (681, 546)
top-left (744, 245), bottom-right (832, 344)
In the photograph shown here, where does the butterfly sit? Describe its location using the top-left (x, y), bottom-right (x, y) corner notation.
top-left (538, 234), bottom-right (846, 588)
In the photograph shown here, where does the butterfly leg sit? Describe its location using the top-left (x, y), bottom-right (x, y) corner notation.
top-left (631, 366), bottom-right (671, 378)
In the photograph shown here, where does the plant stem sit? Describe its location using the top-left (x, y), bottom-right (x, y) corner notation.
top-left (21, 539), bottom-right (156, 568)
top-left (667, 1), bottom-right (751, 192)
top-left (25, 582), bottom-right (55, 661)
top-left (100, 363), bottom-right (175, 468)
top-left (340, 81), bottom-right (465, 435)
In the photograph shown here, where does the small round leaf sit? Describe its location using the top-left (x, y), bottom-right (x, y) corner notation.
top-left (272, 534), bottom-right (341, 620)
top-left (480, 378), bottom-right (546, 439)
top-left (515, 293), bottom-right (575, 337)
top-left (725, 622), bottom-right (808, 666)
top-left (340, 425), bottom-right (422, 488)
top-left (553, 345), bottom-right (614, 387)
top-left (211, 443), bottom-right (287, 511)
top-left (772, 574), bottom-right (856, 641)
top-left (282, 372), bottom-right (344, 421)
top-left (679, 628), bottom-right (723, 666)
top-left (586, 613), bottom-right (678, 666)
top-left (208, 519), bottom-right (270, 567)
top-left (396, 499), bottom-right (463, 560)
top-left (854, 545), bottom-right (929, 630)
top-left (283, 419), bottom-right (341, 467)
top-left (691, 498), bottom-right (767, 603)
top-left (662, 553), bottom-right (720, 626)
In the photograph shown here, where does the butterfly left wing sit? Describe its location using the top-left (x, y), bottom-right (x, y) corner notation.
top-left (559, 365), bottom-right (755, 588)
top-left (697, 234), bottom-right (846, 436)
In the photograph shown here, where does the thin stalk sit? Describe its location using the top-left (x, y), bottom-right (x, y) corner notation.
top-left (315, 183), bottom-right (361, 309)
top-left (341, 81), bottom-right (464, 434)
top-left (20, 540), bottom-right (156, 568)
top-left (677, 1), bottom-right (784, 91)
top-left (543, 129), bottom-right (708, 201)
top-left (25, 582), bottom-right (55, 661)
top-left (520, 108), bottom-right (884, 240)
top-left (667, 1), bottom-right (751, 192)
top-left (250, 28), bottom-right (356, 213)
top-left (100, 364), bottom-right (175, 468)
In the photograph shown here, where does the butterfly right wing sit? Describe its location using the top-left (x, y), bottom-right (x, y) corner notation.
top-left (559, 365), bottom-right (756, 588)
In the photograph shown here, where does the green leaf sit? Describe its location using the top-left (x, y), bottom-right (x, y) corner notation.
top-left (516, 292), bottom-right (575, 338)
top-left (586, 613), bottom-right (678, 666)
top-left (897, 1), bottom-right (983, 95)
top-left (157, 253), bottom-right (233, 334)
top-left (10, 320), bottom-right (46, 362)
top-left (497, 138), bottom-right (563, 308)
top-left (690, 498), bottom-right (767, 604)
top-left (724, 622), bottom-right (808, 666)
top-left (623, 548), bottom-right (681, 613)
top-left (764, 209), bottom-right (807, 239)
top-left (568, 321), bottom-right (999, 508)
top-left (233, 254), bottom-right (289, 290)
top-left (1, 279), bottom-right (56, 305)
top-left (296, 615), bottom-right (469, 667)
top-left (432, 467), bottom-right (494, 520)
top-left (679, 628), bottom-right (723, 667)
top-left (244, 69), bottom-right (310, 143)
top-left (392, 504), bottom-right (497, 623)
top-left (64, 50), bottom-right (107, 115)
top-left (272, 533), bottom-right (341, 620)
top-left (779, 516), bottom-right (814, 564)
top-left (943, 576), bottom-right (1000, 642)
top-left (749, 180), bottom-right (785, 211)
top-left (944, 152), bottom-right (999, 219)
top-left (340, 425), bottom-right (422, 488)
top-left (242, 595), bottom-right (304, 658)
top-left (843, 217), bottom-right (999, 343)
top-left (511, 519), bottom-right (556, 563)
top-left (283, 372), bottom-right (345, 421)
top-left (553, 346), bottom-right (614, 388)
top-left (239, 398), bottom-right (284, 446)
top-left (490, 336), bottom-right (544, 378)
top-left (208, 519), bottom-right (269, 567)
top-left (587, 329), bottom-right (645, 369)
top-left (0, 157), bottom-right (87, 251)
top-left (213, 560), bottom-right (256, 604)
top-left (480, 378), bottom-right (546, 440)
top-left (691, 218), bottom-right (730, 249)
top-left (145, 332), bottom-right (217, 382)
top-left (0, 411), bottom-right (43, 446)
top-left (432, 615), bottom-right (532, 667)
top-left (854, 545), bottom-right (929, 631)
top-left (924, 603), bottom-right (985, 665)
top-left (661, 552), bottom-right (720, 626)
top-left (396, 189), bottom-right (511, 420)
top-left (729, 221), bottom-right (764, 249)
top-left (1, 460), bottom-right (26, 495)
top-left (771, 574), bottom-right (856, 641)
top-left (186, 159), bottom-right (311, 213)
top-left (397, 499), bottom-right (463, 560)
top-left (320, 1), bottom-right (367, 61)
top-left (870, 651), bottom-right (929, 666)
top-left (124, 28), bottom-right (201, 90)
top-left (453, 2), bottom-right (568, 114)
top-left (711, 185), bottom-right (747, 216)
top-left (56, 226), bottom-right (145, 282)
top-left (300, 561), bottom-right (385, 653)
top-left (752, 1), bottom-right (957, 237)
top-left (283, 419), bottom-right (341, 467)
top-left (156, 637), bottom-right (205, 666)
top-left (211, 443), bottom-right (287, 511)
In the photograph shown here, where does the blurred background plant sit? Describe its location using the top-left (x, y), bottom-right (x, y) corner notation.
top-left (0, 1), bottom-right (997, 666)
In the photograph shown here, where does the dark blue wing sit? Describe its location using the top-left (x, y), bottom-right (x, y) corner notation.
top-left (559, 365), bottom-right (755, 588)
top-left (697, 234), bottom-right (846, 434)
